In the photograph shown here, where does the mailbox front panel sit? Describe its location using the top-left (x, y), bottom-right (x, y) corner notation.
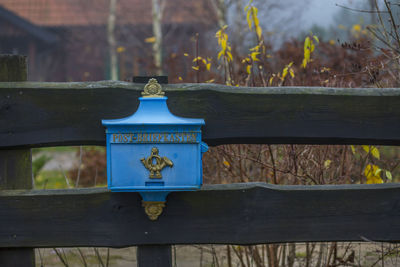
top-left (108, 143), bottom-right (201, 190)
top-left (102, 79), bottom-right (207, 203)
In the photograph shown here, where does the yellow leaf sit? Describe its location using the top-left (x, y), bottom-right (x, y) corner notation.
top-left (206, 62), bottom-right (211, 71)
top-left (364, 164), bottom-right (373, 177)
top-left (116, 46), bottom-right (126, 53)
top-left (366, 176), bottom-right (383, 184)
top-left (352, 24), bottom-right (361, 32)
top-left (223, 159), bottom-right (230, 168)
top-left (324, 159), bottom-right (332, 168)
top-left (227, 51), bottom-right (233, 61)
top-left (304, 37), bottom-right (311, 50)
top-left (351, 145), bottom-right (356, 154)
top-left (282, 67), bottom-right (288, 80)
top-left (250, 52), bottom-right (260, 61)
top-left (362, 145), bottom-right (380, 159)
top-left (178, 76), bottom-right (183, 81)
top-left (246, 10), bottom-right (252, 30)
top-left (221, 39), bottom-right (227, 52)
top-left (310, 43), bottom-right (315, 52)
top-left (321, 67), bottom-right (331, 73)
top-left (192, 66), bottom-right (199, 71)
top-left (269, 77), bottom-right (274, 85)
top-left (371, 146), bottom-right (380, 159)
top-left (313, 35), bottom-right (320, 44)
top-left (218, 50), bottom-right (224, 60)
top-left (252, 7), bottom-right (259, 27)
top-left (246, 65), bottom-right (252, 74)
top-left (192, 56), bottom-right (203, 62)
top-left (145, 36), bottom-right (156, 43)
top-left (242, 57), bottom-right (250, 64)
top-left (184, 53), bottom-right (189, 57)
top-left (329, 39), bottom-right (335, 45)
top-left (386, 170), bottom-right (392, 180)
top-left (365, 164), bottom-right (384, 184)
top-left (289, 69), bottom-right (295, 78)
top-left (304, 49), bottom-right (310, 61)
top-left (205, 79), bottom-right (215, 83)
top-left (302, 58), bottom-right (307, 69)
top-left (249, 45), bottom-right (259, 52)
top-left (256, 25), bottom-right (262, 39)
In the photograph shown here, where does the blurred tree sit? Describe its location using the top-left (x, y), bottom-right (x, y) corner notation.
top-left (108, 0), bottom-right (118, 80)
top-left (209, 0), bottom-right (228, 28)
top-left (151, 0), bottom-right (166, 75)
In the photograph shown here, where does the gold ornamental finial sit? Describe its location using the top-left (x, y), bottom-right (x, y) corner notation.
top-left (142, 78), bottom-right (165, 97)
top-left (142, 201), bottom-right (165, 220)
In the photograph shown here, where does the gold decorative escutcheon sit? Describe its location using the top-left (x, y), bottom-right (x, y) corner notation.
top-left (142, 78), bottom-right (164, 98)
top-left (142, 201), bottom-right (165, 221)
top-left (140, 147), bottom-right (173, 178)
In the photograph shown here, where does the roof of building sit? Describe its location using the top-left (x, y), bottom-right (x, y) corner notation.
top-left (0, 0), bottom-right (215, 27)
top-left (0, 5), bottom-right (58, 43)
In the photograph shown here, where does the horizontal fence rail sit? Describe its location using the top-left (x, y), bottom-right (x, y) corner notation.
top-left (0, 183), bottom-right (399, 247)
top-left (1, 80), bottom-right (400, 249)
top-left (1, 81), bottom-right (400, 148)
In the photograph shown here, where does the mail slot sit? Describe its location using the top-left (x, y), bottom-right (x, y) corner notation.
top-left (102, 78), bottom-right (208, 219)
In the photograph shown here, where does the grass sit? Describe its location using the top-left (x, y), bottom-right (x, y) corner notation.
top-left (34, 170), bottom-right (107, 189)
top-left (33, 145), bottom-right (107, 189)
top-left (35, 170), bottom-right (70, 189)
top-left (32, 146), bottom-right (105, 155)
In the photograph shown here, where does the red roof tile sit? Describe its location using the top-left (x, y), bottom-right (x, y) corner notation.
top-left (0, 0), bottom-right (215, 26)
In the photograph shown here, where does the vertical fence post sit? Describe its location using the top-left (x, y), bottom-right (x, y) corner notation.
top-left (133, 75), bottom-right (172, 267)
top-left (0, 55), bottom-right (35, 266)
top-left (137, 245), bottom-right (172, 267)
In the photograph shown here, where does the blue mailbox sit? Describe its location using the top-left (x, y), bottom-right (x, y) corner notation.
top-left (102, 78), bottom-right (208, 220)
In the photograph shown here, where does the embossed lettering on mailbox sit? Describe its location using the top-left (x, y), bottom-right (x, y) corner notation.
top-left (102, 79), bottom-right (208, 220)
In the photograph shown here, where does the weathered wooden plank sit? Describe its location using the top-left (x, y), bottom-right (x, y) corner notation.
top-left (0, 248), bottom-right (35, 267)
top-left (0, 82), bottom-right (400, 148)
top-left (0, 55), bottom-right (35, 266)
top-left (0, 183), bottom-right (399, 247)
top-left (0, 55), bottom-right (27, 82)
top-left (0, 150), bottom-right (33, 190)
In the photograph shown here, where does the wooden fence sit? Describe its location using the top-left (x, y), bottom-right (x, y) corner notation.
top-left (1, 55), bottom-right (400, 266)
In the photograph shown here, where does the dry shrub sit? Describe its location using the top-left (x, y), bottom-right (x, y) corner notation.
top-left (68, 147), bottom-right (107, 187)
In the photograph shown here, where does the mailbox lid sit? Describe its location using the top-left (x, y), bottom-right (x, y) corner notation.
top-left (102, 97), bottom-right (204, 127)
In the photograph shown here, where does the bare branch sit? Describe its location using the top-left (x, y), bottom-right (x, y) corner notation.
top-left (335, 3), bottom-right (388, 13)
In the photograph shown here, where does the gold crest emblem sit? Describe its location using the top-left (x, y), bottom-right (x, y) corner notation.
top-left (141, 78), bottom-right (165, 97)
top-left (141, 147), bottom-right (173, 178)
